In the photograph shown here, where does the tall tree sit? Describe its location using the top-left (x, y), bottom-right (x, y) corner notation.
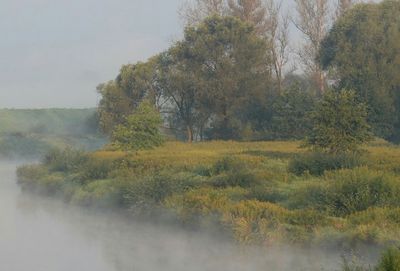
top-left (180, 0), bottom-right (226, 25)
top-left (293, 0), bottom-right (330, 95)
top-left (227, 0), bottom-right (270, 35)
top-left (158, 48), bottom-right (201, 143)
top-left (319, 0), bottom-right (400, 140)
top-left (169, 15), bottom-right (272, 140)
top-left (97, 58), bottom-right (164, 134)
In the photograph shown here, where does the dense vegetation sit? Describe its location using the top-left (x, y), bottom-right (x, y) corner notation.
top-left (16, 140), bottom-right (400, 249)
top-left (97, 1), bottom-right (400, 144)
top-left (0, 108), bottom-right (105, 158)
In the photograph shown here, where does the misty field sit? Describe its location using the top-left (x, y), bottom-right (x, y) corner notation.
top-left (16, 140), bottom-right (400, 250)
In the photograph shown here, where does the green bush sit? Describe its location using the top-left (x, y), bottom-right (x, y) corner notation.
top-left (123, 172), bottom-right (205, 210)
top-left (71, 179), bottom-right (121, 207)
top-left (288, 151), bottom-right (364, 176)
top-left (289, 168), bottom-right (399, 216)
top-left (80, 158), bottom-right (113, 180)
top-left (208, 157), bottom-right (261, 188)
top-left (43, 148), bottom-right (88, 172)
top-left (111, 101), bottom-right (164, 151)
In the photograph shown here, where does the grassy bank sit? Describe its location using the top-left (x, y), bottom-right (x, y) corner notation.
top-left (16, 140), bottom-right (400, 248)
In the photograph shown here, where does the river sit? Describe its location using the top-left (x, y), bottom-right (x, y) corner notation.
top-left (0, 161), bottom-right (357, 271)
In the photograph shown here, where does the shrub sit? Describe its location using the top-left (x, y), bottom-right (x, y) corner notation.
top-left (71, 179), bottom-right (121, 207)
top-left (289, 168), bottom-right (399, 216)
top-left (80, 158), bottom-right (114, 180)
top-left (111, 101), bottom-right (164, 151)
top-left (43, 148), bottom-right (88, 172)
top-left (123, 172), bottom-right (204, 210)
top-left (288, 151), bottom-right (364, 176)
top-left (208, 157), bottom-right (261, 188)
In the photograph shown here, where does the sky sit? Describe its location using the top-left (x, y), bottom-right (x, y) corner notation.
top-left (1, 0), bottom-right (369, 109)
top-left (0, 0), bottom-right (182, 108)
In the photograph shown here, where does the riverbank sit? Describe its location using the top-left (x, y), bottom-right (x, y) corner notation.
top-left (2, 160), bottom-right (359, 271)
top-left (16, 140), bottom-right (400, 250)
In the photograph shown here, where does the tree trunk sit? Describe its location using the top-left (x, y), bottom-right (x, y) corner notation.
top-left (187, 126), bottom-right (193, 143)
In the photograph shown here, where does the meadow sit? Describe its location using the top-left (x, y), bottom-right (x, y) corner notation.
top-left (16, 140), bottom-right (400, 251)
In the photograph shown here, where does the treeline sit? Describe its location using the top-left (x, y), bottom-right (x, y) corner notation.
top-left (0, 108), bottom-right (105, 158)
top-left (97, 0), bottom-right (400, 143)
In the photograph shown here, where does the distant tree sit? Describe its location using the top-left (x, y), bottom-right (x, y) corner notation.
top-left (97, 81), bottom-right (132, 134)
top-left (271, 83), bottom-right (315, 139)
top-left (293, 0), bottom-right (331, 95)
top-left (319, 0), bottom-right (400, 141)
top-left (306, 89), bottom-right (371, 154)
top-left (111, 101), bottom-right (164, 151)
top-left (97, 57), bottom-right (163, 134)
top-left (180, 0), bottom-right (226, 26)
top-left (227, 0), bottom-right (271, 35)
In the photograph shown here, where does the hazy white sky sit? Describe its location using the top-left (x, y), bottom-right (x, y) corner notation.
top-left (0, 0), bottom-right (182, 108)
top-left (1, 0), bottom-right (367, 109)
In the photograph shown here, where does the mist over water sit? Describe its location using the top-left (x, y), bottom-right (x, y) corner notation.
top-left (0, 160), bottom-right (372, 271)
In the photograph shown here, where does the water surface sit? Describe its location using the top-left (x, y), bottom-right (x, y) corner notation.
top-left (0, 161), bottom-right (350, 271)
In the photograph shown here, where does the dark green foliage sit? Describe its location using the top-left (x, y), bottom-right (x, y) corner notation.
top-left (80, 158), bottom-right (113, 180)
top-left (111, 101), bottom-right (164, 151)
top-left (98, 15), bottom-right (274, 141)
top-left (319, 1), bottom-right (400, 141)
top-left (290, 169), bottom-right (399, 217)
top-left (376, 247), bottom-right (400, 271)
top-left (208, 157), bottom-right (260, 188)
top-left (271, 83), bottom-right (315, 139)
top-left (306, 89), bottom-right (372, 154)
top-left (123, 172), bottom-right (204, 210)
top-left (288, 152), bottom-right (364, 176)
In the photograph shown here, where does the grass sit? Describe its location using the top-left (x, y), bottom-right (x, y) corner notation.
top-left (16, 140), bottom-right (400, 248)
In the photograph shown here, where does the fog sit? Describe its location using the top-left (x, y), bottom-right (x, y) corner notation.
top-left (0, 160), bottom-right (376, 271)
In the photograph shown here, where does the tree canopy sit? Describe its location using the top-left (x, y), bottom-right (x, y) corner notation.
top-left (319, 0), bottom-right (400, 141)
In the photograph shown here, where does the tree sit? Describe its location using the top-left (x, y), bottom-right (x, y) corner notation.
top-left (97, 81), bottom-right (132, 134)
top-left (293, 0), bottom-right (330, 95)
top-left (176, 15), bottom-right (272, 139)
top-left (319, 0), bottom-right (400, 141)
top-left (180, 0), bottom-right (226, 26)
top-left (158, 48), bottom-right (201, 143)
top-left (271, 82), bottom-right (315, 139)
top-left (111, 101), bottom-right (164, 151)
top-left (306, 89), bottom-right (371, 154)
top-left (227, 0), bottom-right (270, 35)
top-left (97, 58), bottom-right (163, 134)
